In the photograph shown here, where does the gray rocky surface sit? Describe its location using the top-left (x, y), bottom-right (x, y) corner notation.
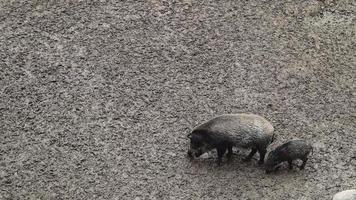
top-left (0, 0), bottom-right (355, 199)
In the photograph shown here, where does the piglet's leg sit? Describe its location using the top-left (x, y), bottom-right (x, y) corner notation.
top-left (217, 147), bottom-right (227, 166)
top-left (288, 160), bottom-right (293, 170)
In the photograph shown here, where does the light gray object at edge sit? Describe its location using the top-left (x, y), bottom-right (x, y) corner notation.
top-left (333, 190), bottom-right (356, 200)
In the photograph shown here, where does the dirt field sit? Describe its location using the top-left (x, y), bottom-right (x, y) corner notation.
top-left (1, 0), bottom-right (355, 199)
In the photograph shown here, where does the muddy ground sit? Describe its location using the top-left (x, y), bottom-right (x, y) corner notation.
top-left (1, 0), bottom-right (355, 199)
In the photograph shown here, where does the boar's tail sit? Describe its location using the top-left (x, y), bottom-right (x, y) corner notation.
top-left (270, 133), bottom-right (275, 144)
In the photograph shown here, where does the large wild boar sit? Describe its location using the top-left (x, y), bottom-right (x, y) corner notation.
top-left (187, 113), bottom-right (274, 165)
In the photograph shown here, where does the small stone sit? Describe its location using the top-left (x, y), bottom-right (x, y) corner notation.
top-left (122, 173), bottom-right (129, 178)
top-left (167, 152), bottom-right (176, 157)
top-left (333, 190), bottom-right (356, 200)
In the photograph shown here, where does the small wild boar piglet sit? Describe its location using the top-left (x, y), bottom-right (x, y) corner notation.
top-left (187, 113), bottom-right (274, 165)
top-left (265, 139), bottom-right (313, 173)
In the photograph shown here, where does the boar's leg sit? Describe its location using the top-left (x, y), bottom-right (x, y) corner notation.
top-left (300, 157), bottom-right (308, 170)
top-left (187, 150), bottom-right (194, 158)
top-left (288, 160), bottom-right (293, 170)
top-left (242, 148), bottom-right (257, 162)
top-left (226, 146), bottom-right (233, 159)
top-left (217, 147), bottom-right (227, 166)
top-left (257, 148), bottom-right (267, 165)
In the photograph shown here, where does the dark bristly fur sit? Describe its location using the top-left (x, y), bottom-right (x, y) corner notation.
top-left (187, 113), bottom-right (274, 165)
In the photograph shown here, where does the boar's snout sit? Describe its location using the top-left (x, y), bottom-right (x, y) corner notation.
top-left (187, 148), bottom-right (203, 159)
top-left (265, 160), bottom-right (277, 174)
top-left (194, 149), bottom-right (203, 157)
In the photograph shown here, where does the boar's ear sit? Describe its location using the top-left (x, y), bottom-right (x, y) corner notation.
top-left (187, 133), bottom-right (192, 139)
